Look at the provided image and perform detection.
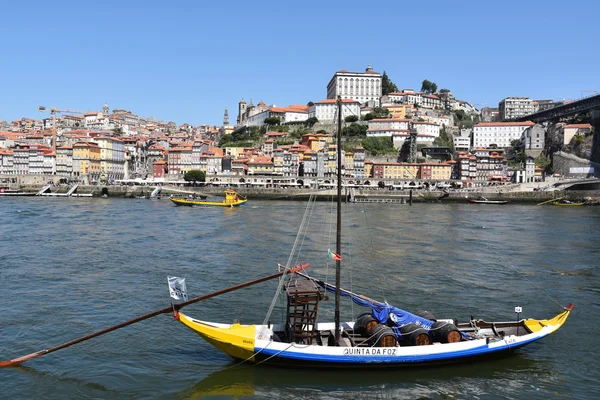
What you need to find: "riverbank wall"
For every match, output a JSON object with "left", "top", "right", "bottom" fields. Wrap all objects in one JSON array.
[{"left": 14, "top": 183, "right": 600, "bottom": 204}]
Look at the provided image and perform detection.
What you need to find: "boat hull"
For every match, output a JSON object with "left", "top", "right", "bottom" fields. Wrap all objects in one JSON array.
[
  {"left": 468, "top": 200, "right": 508, "bottom": 204},
  {"left": 177, "top": 309, "right": 570, "bottom": 368},
  {"left": 170, "top": 198, "right": 247, "bottom": 207}
]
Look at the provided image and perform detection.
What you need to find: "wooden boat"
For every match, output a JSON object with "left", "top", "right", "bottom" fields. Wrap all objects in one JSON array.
[
  {"left": 551, "top": 200, "right": 585, "bottom": 206},
  {"left": 175, "top": 97, "right": 571, "bottom": 368},
  {"left": 468, "top": 197, "right": 508, "bottom": 204},
  {"left": 0, "top": 189, "right": 36, "bottom": 196},
  {"left": 170, "top": 189, "right": 247, "bottom": 207}
]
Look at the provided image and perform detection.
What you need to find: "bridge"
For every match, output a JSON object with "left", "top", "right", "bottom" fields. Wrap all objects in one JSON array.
[
  {"left": 552, "top": 178, "right": 600, "bottom": 191},
  {"left": 515, "top": 94, "right": 600, "bottom": 123}
]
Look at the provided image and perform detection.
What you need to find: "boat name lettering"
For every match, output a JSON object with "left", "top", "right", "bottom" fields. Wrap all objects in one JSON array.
[
  {"left": 343, "top": 348, "right": 397, "bottom": 356},
  {"left": 243, "top": 340, "right": 253, "bottom": 345}
]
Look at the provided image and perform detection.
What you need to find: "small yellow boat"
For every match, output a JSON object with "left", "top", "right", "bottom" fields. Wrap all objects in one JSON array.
[
  {"left": 551, "top": 200, "right": 585, "bottom": 206},
  {"left": 170, "top": 190, "right": 247, "bottom": 207}
]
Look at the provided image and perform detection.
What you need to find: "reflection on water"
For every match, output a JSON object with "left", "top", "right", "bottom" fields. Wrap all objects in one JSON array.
[
  {"left": 180, "top": 354, "right": 551, "bottom": 400},
  {"left": 0, "top": 197, "right": 598, "bottom": 399}
]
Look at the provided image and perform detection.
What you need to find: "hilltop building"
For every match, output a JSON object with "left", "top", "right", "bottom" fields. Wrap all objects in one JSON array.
[
  {"left": 326, "top": 65, "right": 382, "bottom": 107},
  {"left": 498, "top": 97, "right": 534, "bottom": 121}
]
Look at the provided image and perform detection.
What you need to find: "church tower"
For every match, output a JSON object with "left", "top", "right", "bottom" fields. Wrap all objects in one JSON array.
[
  {"left": 102, "top": 103, "right": 109, "bottom": 115},
  {"left": 237, "top": 99, "right": 247, "bottom": 125},
  {"left": 223, "top": 108, "right": 229, "bottom": 126}
]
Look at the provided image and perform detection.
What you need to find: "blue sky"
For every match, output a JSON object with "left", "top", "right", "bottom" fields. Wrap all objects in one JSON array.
[{"left": 2, "top": 0, "right": 598, "bottom": 127}]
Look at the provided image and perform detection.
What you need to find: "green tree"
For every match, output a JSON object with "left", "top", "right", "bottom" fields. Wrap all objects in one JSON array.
[
  {"left": 381, "top": 71, "right": 399, "bottom": 95},
  {"left": 219, "top": 133, "right": 233, "bottom": 147},
  {"left": 184, "top": 170, "right": 206, "bottom": 183},
  {"left": 305, "top": 116, "right": 319, "bottom": 127},
  {"left": 307, "top": 101, "right": 314, "bottom": 107},
  {"left": 361, "top": 137, "right": 394, "bottom": 155},
  {"left": 264, "top": 116, "right": 280, "bottom": 125},
  {"left": 440, "top": 88, "right": 451, "bottom": 93},
  {"left": 343, "top": 122, "right": 368, "bottom": 137},
  {"left": 345, "top": 115, "right": 358, "bottom": 123},
  {"left": 430, "top": 82, "right": 438, "bottom": 93},
  {"left": 421, "top": 79, "right": 432, "bottom": 93}
]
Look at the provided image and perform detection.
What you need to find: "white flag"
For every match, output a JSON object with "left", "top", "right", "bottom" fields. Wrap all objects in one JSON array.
[{"left": 167, "top": 276, "right": 188, "bottom": 301}]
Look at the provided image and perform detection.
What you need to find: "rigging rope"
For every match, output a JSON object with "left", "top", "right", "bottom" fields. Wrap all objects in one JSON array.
[{"left": 260, "top": 193, "right": 318, "bottom": 332}]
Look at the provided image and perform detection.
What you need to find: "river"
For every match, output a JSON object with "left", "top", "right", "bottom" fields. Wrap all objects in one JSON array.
[{"left": 0, "top": 196, "right": 598, "bottom": 399}]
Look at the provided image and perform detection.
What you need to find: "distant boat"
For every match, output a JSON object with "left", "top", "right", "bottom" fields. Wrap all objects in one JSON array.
[
  {"left": 551, "top": 200, "right": 585, "bottom": 206},
  {"left": 468, "top": 197, "right": 508, "bottom": 204},
  {"left": 170, "top": 190, "right": 246, "bottom": 207},
  {"left": 0, "top": 188, "right": 36, "bottom": 196}
]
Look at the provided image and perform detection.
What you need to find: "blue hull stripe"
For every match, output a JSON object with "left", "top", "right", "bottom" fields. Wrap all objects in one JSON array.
[{"left": 255, "top": 335, "right": 543, "bottom": 364}]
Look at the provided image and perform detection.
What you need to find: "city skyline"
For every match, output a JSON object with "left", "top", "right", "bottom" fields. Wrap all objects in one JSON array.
[{"left": 2, "top": 0, "right": 598, "bottom": 127}]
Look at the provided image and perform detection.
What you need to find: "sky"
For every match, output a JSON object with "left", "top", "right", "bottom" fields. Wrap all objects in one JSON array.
[{"left": 1, "top": 0, "right": 598, "bottom": 127}]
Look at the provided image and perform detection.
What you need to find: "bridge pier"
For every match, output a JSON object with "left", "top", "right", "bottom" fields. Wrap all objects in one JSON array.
[{"left": 592, "top": 110, "right": 600, "bottom": 165}]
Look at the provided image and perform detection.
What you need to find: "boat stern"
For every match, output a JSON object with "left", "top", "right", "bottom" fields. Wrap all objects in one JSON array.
[{"left": 177, "top": 313, "right": 257, "bottom": 361}]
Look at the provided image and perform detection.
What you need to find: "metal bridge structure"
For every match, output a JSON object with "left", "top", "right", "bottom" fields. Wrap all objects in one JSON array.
[{"left": 515, "top": 94, "right": 600, "bottom": 123}]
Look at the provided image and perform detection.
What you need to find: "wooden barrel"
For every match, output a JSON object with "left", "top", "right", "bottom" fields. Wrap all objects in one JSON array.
[
  {"left": 370, "top": 324, "right": 398, "bottom": 347},
  {"left": 400, "top": 323, "right": 431, "bottom": 346},
  {"left": 430, "top": 321, "right": 461, "bottom": 343},
  {"left": 415, "top": 310, "right": 436, "bottom": 321},
  {"left": 356, "top": 313, "right": 378, "bottom": 336}
]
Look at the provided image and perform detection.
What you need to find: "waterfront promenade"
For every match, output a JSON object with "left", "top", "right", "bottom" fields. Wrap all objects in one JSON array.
[
  {"left": 8, "top": 178, "right": 600, "bottom": 204},
  {"left": 5, "top": 182, "right": 600, "bottom": 204}
]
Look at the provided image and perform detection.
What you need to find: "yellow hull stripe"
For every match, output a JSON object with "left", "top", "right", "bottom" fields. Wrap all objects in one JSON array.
[
  {"left": 524, "top": 309, "right": 571, "bottom": 333},
  {"left": 178, "top": 313, "right": 256, "bottom": 361}
]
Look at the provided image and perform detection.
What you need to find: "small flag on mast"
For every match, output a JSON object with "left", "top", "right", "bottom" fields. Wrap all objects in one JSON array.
[
  {"left": 328, "top": 249, "right": 342, "bottom": 261},
  {"left": 167, "top": 276, "right": 188, "bottom": 301}
]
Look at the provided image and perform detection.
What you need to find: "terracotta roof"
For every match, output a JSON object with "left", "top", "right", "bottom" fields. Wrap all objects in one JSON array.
[
  {"left": 315, "top": 99, "right": 360, "bottom": 104},
  {"left": 565, "top": 123, "right": 591, "bottom": 129},
  {"left": 475, "top": 121, "right": 535, "bottom": 127}
]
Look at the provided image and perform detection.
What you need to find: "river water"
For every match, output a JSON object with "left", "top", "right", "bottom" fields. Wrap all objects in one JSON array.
[{"left": 0, "top": 196, "right": 598, "bottom": 399}]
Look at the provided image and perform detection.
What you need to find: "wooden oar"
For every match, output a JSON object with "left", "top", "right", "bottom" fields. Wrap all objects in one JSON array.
[
  {"left": 537, "top": 196, "right": 562, "bottom": 206},
  {"left": 0, "top": 264, "right": 309, "bottom": 368}
]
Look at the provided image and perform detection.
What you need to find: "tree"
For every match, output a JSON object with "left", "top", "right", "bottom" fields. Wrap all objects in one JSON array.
[
  {"left": 421, "top": 79, "right": 432, "bottom": 93},
  {"left": 361, "top": 136, "right": 394, "bottom": 155},
  {"left": 381, "top": 71, "right": 399, "bottom": 95},
  {"left": 307, "top": 101, "right": 314, "bottom": 107},
  {"left": 264, "top": 116, "right": 280, "bottom": 125},
  {"left": 345, "top": 115, "right": 358, "bottom": 123},
  {"left": 343, "top": 122, "right": 367, "bottom": 137},
  {"left": 421, "top": 79, "right": 438, "bottom": 94},
  {"left": 440, "top": 88, "right": 451, "bottom": 93},
  {"left": 184, "top": 170, "right": 206, "bottom": 184},
  {"left": 305, "top": 117, "right": 319, "bottom": 127}
]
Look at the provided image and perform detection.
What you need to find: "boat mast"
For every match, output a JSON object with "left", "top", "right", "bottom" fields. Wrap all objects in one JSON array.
[{"left": 334, "top": 96, "right": 342, "bottom": 345}]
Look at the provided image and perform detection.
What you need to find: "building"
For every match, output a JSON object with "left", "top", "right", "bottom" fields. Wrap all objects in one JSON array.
[
  {"left": 472, "top": 121, "right": 535, "bottom": 148},
  {"left": 95, "top": 136, "right": 125, "bottom": 181},
  {"left": 366, "top": 118, "right": 410, "bottom": 137},
  {"left": 498, "top": 97, "right": 535, "bottom": 121},
  {"left": 563, "top": 123, "right": 592, "bottom": 146},
  {"left": 308, "top": 99, "right": 361, "bottom": 122},
  {"left": 73, "top": 141, "right": 101, "bottom": 181},
  {"left": 533, "top": 100, "right": 564, "bottom": 112},
  {"left": 480, "top": 107, "right": 500, "bottom": 122},
  {"left": 452, "top": 129, "right": 471, "bottom": 152},
  {"left": 521, "top": 124, "right": 545, "bottom": 157},
  {"left": 326, "top": 65, "right": 382, "bottom": 107}
]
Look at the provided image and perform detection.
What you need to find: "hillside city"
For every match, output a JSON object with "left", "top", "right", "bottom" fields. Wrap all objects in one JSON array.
[{"left": 0, "top": 65, "right": 596, "bottom": 188}]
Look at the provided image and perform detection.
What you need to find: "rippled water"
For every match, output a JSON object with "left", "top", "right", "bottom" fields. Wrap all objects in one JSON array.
[{"left": 0, "top": 197, "right": 598, "bottom": 399}]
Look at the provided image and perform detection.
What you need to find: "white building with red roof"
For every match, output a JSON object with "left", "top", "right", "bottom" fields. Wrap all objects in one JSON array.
[
  {"left": 473, "top": 121, "right": 535, "bottom": 148},
  {"left": 309, "top": 99, "right": 361, "bottom": 122}
]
